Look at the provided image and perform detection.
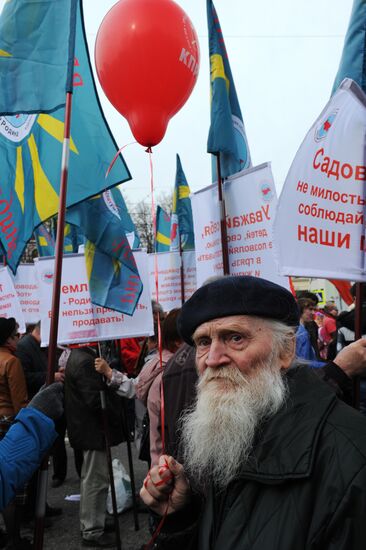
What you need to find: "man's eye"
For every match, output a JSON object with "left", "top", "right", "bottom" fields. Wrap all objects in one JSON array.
[
  {"left": 196, "top": 338, "right": 210, "bottom": 348},
  {"left": 228, "top": 333, "right": 244, "bottom": 344}
]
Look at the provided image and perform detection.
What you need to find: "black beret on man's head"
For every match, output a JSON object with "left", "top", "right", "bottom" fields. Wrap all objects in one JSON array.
[
  {"left": 0, "top": 317, "right": 17, "bottom": 346},
  {"left": 178, "top": 276, "right": 299, "bottom": 345}
]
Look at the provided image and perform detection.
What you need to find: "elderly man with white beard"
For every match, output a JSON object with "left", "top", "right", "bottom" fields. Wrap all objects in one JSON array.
[{"left": 140, "top": 276, "right": 366, "bottom": 550}]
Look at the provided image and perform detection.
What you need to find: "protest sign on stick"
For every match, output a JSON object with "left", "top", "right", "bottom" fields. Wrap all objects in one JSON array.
[
  {"left": 148, "top": 251, "right": 196, "bottom": 312},
  {"left": 0, "top": 267, "right": 26, "bottom": 332},
  {"left": 36, "top": 251, "right": 153, "bottom": 346},
  {"left": 274, "top": 79, "right": 366, "bottom": 281},
  {"left": 225, "top": 163, "right": 289, "bottom": 288}
]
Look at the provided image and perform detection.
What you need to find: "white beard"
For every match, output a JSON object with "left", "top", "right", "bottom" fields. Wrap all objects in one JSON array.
[{"left": 180, "top": 355, "right": 288, "bottom": 491}]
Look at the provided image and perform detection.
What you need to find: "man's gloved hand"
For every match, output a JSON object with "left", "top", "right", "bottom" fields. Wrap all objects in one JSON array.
[{"left": 27, "top": 382, "right": 64, "bottom": 421}]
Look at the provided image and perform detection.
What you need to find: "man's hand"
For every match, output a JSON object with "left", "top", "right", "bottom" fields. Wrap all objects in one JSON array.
[
  {"left": 94, "top": 358, "right": 113, "bottom": 380},
  {"left": 334, "top": 338, "right": 366, "bottom": 377},
  {"left": 54, "top": 371, "right": 65, "bottom": 383},
  {"left": 140, "top": 455, "right": 191, "bottom": 516}
]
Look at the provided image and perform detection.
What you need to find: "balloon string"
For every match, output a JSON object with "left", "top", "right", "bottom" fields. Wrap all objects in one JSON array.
[
  {"left": 146, "top": 147, "right": 165, "bottom": 453},
  {"left": 105, "top": 141, "right": 137, "bottom": 179}
]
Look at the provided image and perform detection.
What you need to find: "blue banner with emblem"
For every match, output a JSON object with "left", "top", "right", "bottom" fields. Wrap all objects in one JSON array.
[
  {"left": 206, "top": 0, "right": 251, "bottom": 180},
  {"left": 0, "top": 0, "right": 131, "bottom": 273},
  {"left": 170, "top": 154, "right": 195, "bottom": 252}
]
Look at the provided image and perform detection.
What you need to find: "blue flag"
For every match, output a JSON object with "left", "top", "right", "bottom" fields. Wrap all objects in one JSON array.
[
  {"left": 170, "top": 154, "right": 195, "bottom": 251},
  {"left": 332, "top": 0, "right": 366, "bottom": 94},
  {"left": 108, "top": 187, "right": 141, "bottom": 249},
  {"left": 155, "top": 206, "right": 171, "bottom": 252},
  {"left": 0, "top": 0, "right": 77, "bottom": 114},
  {"left": 0, "top": 0, "right": 131, "bottom": 273},
  {"left": 66, "top": 190, "right": 142, "bottom": 316},
  {"left": 63, "top": 222, "right": 84, "bottom": 253},
  {"left": 34, "top": 224, "right": 55, "bottom": 257},
  {"left": 206, "top": 0, "right": 251, "bottom": 180}
]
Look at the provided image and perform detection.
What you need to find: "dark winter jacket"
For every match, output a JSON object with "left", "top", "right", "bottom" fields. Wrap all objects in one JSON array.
[
  {"left": 64, "top": 347, "right": 124, "bottom": 450},
  {"left": 16, "top": 334, "right": 49, "bottom": 398},
  {"left": 156, "top": 367, "right": 366, "bottom": 550}
]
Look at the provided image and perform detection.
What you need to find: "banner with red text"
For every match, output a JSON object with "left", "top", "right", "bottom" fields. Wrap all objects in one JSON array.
[
  {"left": 190, "top": 184, "right": 224, "bottom": 287},
  {"left": 274, "top": 79, "right": 366, "bottom": 281},
  {"left": 35, "top": 250, "right": 153, "bottom": 346},
  {"left": 13, "top": 264, "right": 40, "bottom": 324},
  {"left": 0, "top": 267, "right": 26, "bottom": 333},
  {"left": 225, "top": 163, "right": 289, "bottom": 288},
  {"left": 148, "top": 251, "right": 196, "bottom": 311}
]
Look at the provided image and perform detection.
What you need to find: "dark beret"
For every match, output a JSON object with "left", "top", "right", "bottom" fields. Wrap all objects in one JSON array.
[
  {"left": 0, "top": 317, "right": 16, "bottom": 346},
  {"left": 178, "top": 276, "right": 299, "bottom": 345}
]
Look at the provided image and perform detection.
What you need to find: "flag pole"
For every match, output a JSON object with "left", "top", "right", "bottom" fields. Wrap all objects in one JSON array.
[
  {"left": 179, "top": 240, "right": 185, "bottom": 304},
  {"left": 33, "top": 91, "right": 74, "bottom": 550},
  {"left": 216, "top": 154, "right": 230, "bottom": 275}
]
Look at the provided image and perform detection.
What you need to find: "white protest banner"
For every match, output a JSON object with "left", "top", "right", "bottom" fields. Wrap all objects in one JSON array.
[
  {"left": 191, "top": 184, "right": 223, "bottom": 287},
  {"left": 225, "top": 163, "right": 289, "bottom": 288},
  {"left": 274, "top": 79, "right": 366, "bottom": 281},
  {"left": 36, "top": 250, "right": 153, "bottom": 346},
  {"left": 148, "top": 250, "right": 196, "bottom": 312},
  {"left": 0, "top": 267, "right": 26, "bottom": 333},
  {"left": 13, "top": 264, "right": 40, "bottom": 324}
]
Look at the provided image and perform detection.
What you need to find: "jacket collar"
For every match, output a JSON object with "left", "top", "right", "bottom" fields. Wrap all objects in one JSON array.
[{"left": 239, "top": 366, "right": 336, "bottom": 483}]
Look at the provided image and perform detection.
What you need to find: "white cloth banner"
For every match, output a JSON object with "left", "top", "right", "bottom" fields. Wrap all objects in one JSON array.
[
  {"left": 36, "top": 250, "right": 153, "bottom": 346},
  {"left": 191, "top": 184, "right": 224, "bottom": 287},
  {"left": 0, "top": 267, "right": 26, "bottom": 333},
  {"left": 274, "top": 79, "right": 366, "bottom": 281},
  {"left": 13, "top": 264, "right": 40, "bottom": 324},
  {"left": 225, "top": 163, "right": 289, "bottom": 288},
  {"left": 148, "top": 251, "right": 196, "bottom": 312}
]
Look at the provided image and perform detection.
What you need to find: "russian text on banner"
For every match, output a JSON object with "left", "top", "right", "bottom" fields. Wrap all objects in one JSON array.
[
  {"left": 273, "top": 79, "right": 366, "bottom": 281},
  {"left": 35, "top": 250, "right": 152, "bottom": 346},
  {"left": 225, "top": 163, "right": 289, "bottom": 289},
  {"left": 148, "top": 251, "right": 196, "bottom": 311},
  {"left": 191, "top": 183, "right": 224, "bottom": 287},
  {"left": 0, "top": 266, "right": 26, "bottom": 332}
]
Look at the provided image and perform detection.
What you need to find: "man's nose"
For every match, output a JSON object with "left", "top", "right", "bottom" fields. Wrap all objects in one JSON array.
[{"left": 205, "top": 339, "right": 229, "bottom": 368}]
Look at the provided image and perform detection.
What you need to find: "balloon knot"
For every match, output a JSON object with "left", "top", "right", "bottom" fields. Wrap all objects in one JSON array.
[{"left": 145, "top": 147, "right": 153, "bottom": 154}]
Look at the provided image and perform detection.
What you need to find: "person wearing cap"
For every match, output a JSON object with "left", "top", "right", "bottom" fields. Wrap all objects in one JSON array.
[{"left": 140, "top": 276, "right": 366, "bottom": 550}]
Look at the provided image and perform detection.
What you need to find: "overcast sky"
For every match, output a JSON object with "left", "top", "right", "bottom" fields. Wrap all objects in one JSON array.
[
  {"left": 1, "top": 0, "right": 355, "bottom": 207},
  {"left": 84, "top": 0, "right": 354, "bottom": 207}
]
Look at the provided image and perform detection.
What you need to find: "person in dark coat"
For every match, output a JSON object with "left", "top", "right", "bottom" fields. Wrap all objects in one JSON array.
[
  {"left": 15, "top": 322, "right": 67, "bottom": 488},
  {"left": 141, "top": 276, "right": 366, "bottom": 550},
  {"left": 64, "top": 346, "right": 124, "bottom": 548}
]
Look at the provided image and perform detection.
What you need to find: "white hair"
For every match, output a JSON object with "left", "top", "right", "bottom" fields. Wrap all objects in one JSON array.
[{"left": 180, "top": 337, "right": 290, "bottom": 492}]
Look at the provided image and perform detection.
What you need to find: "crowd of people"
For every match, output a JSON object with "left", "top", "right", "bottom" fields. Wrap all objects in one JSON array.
[{"left": 2, "top": 280, "right": 366, "bottom": 549}]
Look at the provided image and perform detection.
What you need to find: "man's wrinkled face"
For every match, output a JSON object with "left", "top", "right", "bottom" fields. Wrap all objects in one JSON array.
[
  {"left": 193, "top": 315, "right": 275, "bottom": 380},
  {"left": 182, "top": 314, "right": 290, "bottom": 491}
]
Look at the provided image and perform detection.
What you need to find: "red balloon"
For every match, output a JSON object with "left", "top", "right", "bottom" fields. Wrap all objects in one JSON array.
[{"left": 95, "top": 0, "right": 200, "bottom": 147}]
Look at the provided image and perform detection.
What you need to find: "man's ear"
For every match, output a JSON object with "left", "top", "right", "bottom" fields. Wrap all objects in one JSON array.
[{"left": 279, "top": 337, "right": 296, "bottom": 371}]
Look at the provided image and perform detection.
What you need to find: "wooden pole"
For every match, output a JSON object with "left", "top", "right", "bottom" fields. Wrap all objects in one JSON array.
[
  {"left": 33, "top": 91, "right": 73, "bottom": 550},
  {"left": 216, "top": 155, "right": 230, "bottom": 275}
]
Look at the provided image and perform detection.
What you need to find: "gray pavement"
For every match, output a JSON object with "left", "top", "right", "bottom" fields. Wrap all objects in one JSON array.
[{"left": 10, "top": 441, "right": 151, "bottom": 550}]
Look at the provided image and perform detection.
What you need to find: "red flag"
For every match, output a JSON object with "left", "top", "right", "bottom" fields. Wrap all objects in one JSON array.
[{"left": 328, "top": 279, "right": 353, "bottom": 306}]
